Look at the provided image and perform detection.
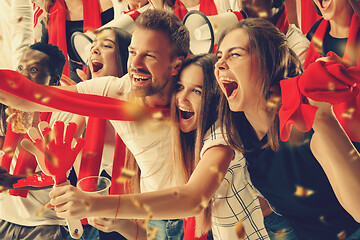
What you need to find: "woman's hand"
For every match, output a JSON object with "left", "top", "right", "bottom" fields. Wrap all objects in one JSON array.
[{"left": 48, "top": 184, "right": 94, "bottom": 219}]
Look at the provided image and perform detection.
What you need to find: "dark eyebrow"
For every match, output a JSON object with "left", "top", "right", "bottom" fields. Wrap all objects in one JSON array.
[{"left": 93, "top": 39, "right": 116, "bottom": 45}]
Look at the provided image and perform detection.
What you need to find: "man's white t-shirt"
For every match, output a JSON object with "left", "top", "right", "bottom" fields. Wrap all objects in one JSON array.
[{"left": 77, "top": 74, "right": 181, "bottom": 193}]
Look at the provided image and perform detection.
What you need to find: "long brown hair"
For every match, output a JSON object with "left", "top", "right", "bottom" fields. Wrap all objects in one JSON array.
[
  {"left": 170, "top": 54, "right": 220, "bottom": 236},
  {"left": 217, "top": 18, "right": 303, "bottom": 152}
]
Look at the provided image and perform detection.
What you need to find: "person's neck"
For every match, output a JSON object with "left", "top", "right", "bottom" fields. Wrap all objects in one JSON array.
[
  {"left": 329, "top": 7, "right": 353, "bottom": 38},
  {"left": 144, "top": 79, "right": 174, "bottom": 108},
  {"left": 244, "top": 100, "right": 272, "bottom": 141},
  {"left": 181, "top": 0, "right": 200, "bottom": 9}
]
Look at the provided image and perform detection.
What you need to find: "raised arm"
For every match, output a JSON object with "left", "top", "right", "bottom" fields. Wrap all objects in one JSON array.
[
  {"left": 49, "top": 145, "right": 234, "bottom": 220},
  {"left": 310, "top": 101, "right": 360, "bottom": 222}
]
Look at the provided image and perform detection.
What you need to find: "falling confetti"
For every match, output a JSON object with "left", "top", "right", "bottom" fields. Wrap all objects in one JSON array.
[
  {"left": 116, "top": 168, "right": 136, "bottom": 183},
  {"left": 349, "top": 149, "right": 359, "bottom": 161},
  {"left": 34, "top": 93, "right": 51, "bottom": 104},
  {"left": 234, "top": 220, "right": 246, "bottom": 239},
  {"left": 45, "top": 151, "right": 59, "bottom": 166},
  {"left": 266, "top": 96, "right": 281, "bottom": 109},
  {"left": 312, "top": 35, "right": 323, "bottom": 54},
  {"left": 35, "top": 205, "right": 47, "bottom": 216},
  {"left": 3, "top": 147, "right": 14, "bottom": 158},
  {"left": 194, "top": 196, "right": 209, "bottom": 212},
  {"left": 147, "top": 226, "right": 159, "bottom": 240},
  {"left": 131, "top": 198, "right": 152, "bottom": 214},
  {"left": 7, "top": 79, "right": 18, "bottom": 89},
  {"left": 17, "top": 16, "right": 23, "bottom": 23},
  {"left": 210, "top": 165, "right": 223, "bottom": 184},
  {"left": 342, "top": 108, "right": 355, "bottom": 119},
  {"left": 337, "top": 230, "right": 346, "bottom": 240},
  {"left": 294, "top": 185, "right": 314, "bottom": 197}
]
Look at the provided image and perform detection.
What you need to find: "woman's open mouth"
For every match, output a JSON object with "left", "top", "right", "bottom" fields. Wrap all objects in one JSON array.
[
  {"left": 179, "top": 108, "right": 194, "bottom": 120},
  {"left": 220, "top": 78, "right": 239, "bottom": 98},
  {"left": 91, "top": 61, "right": 103, "bottom": 73}
]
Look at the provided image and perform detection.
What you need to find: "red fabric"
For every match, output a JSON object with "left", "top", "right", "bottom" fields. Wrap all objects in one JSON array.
[
  {"left": 13, "top": 173, "right": 54, "bottom": 188},
  {"left": 77, "top": 118, "right": 106, "bottom": 181},
  {"left": 48, "top": 0, "right": 102, "bottom": 77},
  {"left": 0, "top": 123, "right": 23, "bottom": 171},
  {"left": 174, "top": 0, "right": 218, "bottom": 21},
  {"left": 279, "top": 55, "right": 360, "bottom": 142},
  {"left": 303, "top": 13, "right": 360, "bottom": 142},
  {"left": 276, "top": 5, "right": 290, "bottom": 35},
  {"left": 0, "top": 70, "right": 169, "bottom": 121},
  {"left": 9, "top": 134, "right": 38, "bottom": 197},
  {"left": 300, "top": 0, "right": 321, "bottom": 34},
  {"left": 109, "top": 135, "right": 127, "bottom": 195},
  {"left": 183, "top": 217, "right": 207, "bottom": 240}
]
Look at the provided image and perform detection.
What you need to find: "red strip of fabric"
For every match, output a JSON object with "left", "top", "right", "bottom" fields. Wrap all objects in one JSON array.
[
  {"left": 276, "top": 5, "right": 290, "bottom": 35},
  {"left": 174, "top": 0, "right": 218, "bottom": 21},
  {"left": 48, "top": 0, "right": 101, "bottom": 77},
  {"left": 300, "top": 0, "right": 321, "bottom": 34}
]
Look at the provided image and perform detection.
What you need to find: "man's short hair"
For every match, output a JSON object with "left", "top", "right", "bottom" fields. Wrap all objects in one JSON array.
[
  {"left": 29, "top": 42, "right": 66, "bottom": 78},
  {"left": 134, "top": 9, "right": 190, "bottom": 59}
]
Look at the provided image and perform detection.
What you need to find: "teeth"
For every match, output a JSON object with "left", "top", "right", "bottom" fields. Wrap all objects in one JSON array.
[
  {"left": 219, "top": 77, "right": 236, "bottom": 82},
  {"left": 179, "top": 107, "right": 193, "bottom": 113},
  {"left": 133, "top": 74, "right": 150, "bottom": 80}
]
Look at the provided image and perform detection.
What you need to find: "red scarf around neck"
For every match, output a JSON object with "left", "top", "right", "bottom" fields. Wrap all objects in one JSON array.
[
  {"left": 301, "top": 13, "right": 360, "bottom": 142},
  {"left": 48, "top": 0, "right": 101, "bottom": 77},
  {"left": 174, "top": 0, "right": 218, "bottom": 21}
]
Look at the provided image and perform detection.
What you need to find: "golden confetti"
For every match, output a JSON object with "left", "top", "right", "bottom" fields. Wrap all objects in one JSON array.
[
  {"left": 151, "top": 111, "right": 163, "bottom": 120},
  {"left": 349, "top": 149, "right": 359, "bottom": 161},
  {"left": 147, "top": 227, "right": 158, "bottom": 240},
  {"left": 7, "top": 79, "right": 18, "bottom": 89},
  {"left": 312, "top": 35, "right": 323, "bottom": 54},
  {"left": 116, "top": 168, "right": 136, "bottom": 183},
  {"left": 328, "top": 82, "right": 335, "bottom": 91},
  {"left": 294, "top": 185, "right": 314, "bottom": 197},
  {"left": 3, "top": 147, "right": 14, "bottom": 158},
  {"left": 342, "top": 108, "right": 355, "bottom": 119},
  {"left": 144, "top": 214, "right": 153, "bottom": 224},
  {"left": 45, "top": 151, "right": 58, "bottom": 166},
  {"left": 17, "top": 16, "right": 23, "bottom": 23},
  {"left": 276, "top": 228, "right": 286, "bottom": 236},
  {"left": 337, "top": 230, "right": 346, "bottom": 240},
  {"left": 234, "top": 220, "right": 246, "bottom": 239},
  {"left": 0, "top": 186, "right": 5, "bottom": 191},
  {"left": 194, "top": 196, "right": 209, "bottom": 212},
  {"left": 266, "top": 96, "right": 281, "bottom": 109},
  {"left": 210, "top": 165, "right": 223, "bottom": 184},
  {"left": 34, "top": 93, "right": 50, "bottom": 103},
  {"left": 44, "top": 130, "right": 55, "bottom": 146},
  {"left": 131, "top": 199, "right": 152, "bottom": 214},
  {"left": 35, "top": 205, "right": 47, "bottom": 216}
]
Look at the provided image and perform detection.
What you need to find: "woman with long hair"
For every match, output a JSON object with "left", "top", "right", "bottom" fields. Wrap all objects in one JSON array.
[
  {"left": 215, "top": 18, "right": 360, "bottom": 239},
  {"left": 47, "top": 53, "right": 269, "bottom": 239}
]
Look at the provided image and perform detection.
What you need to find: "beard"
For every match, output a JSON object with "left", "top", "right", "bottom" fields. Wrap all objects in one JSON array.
[{"left": 131, "top": 68, "right": 173, "bottom": 97}]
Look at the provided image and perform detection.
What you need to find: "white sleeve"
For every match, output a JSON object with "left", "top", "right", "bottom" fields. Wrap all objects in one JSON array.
[
  {"left": 76, "top": 74, "right": 130, "bottom": 99},
  {"left": 200, "top": 120, "right": 231, "bottom": 158},
  {"left": 11, "top": 0, "right": 34, "bottom": 69},
  {"left": 286, "top": 24, "right": 310, "bottom": 65}
]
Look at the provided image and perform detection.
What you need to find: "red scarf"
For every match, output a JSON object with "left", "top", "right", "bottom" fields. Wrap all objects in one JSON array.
[
  {"left": 300, "top": 0, "right": 321, "bottom": 34},
  {"left": 174, "top": 0, "right": 218, "bottom": 21},
  {"left": 276, "top": 5, "right": 290, "bottom": 35},
  {"left": 279, "top": 53, "right": 360, "bottom": 142},
  {"left": 48, "top": 0, "right": 101, "bottom": 77},
  {"left": 302, "top": 13, "right": 360, "bottom": 142}
]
